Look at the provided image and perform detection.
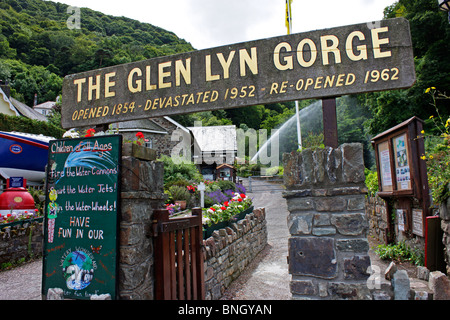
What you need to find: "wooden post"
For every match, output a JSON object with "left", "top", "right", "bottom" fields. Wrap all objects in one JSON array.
[
  {"left": 191, "top": 208, "right": 205, "bottom": 300},
  {"left": 153, "top": 209, "right": 171, "bottom": 300},
  {"left": 322, "top": 98, "right": 338, "bottom": 148}
]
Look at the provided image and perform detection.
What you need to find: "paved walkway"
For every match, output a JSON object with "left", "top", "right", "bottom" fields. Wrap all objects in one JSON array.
[
  {"left": 221, "top": 179, "right": 291, "bottom": 300},
  {"left": 0, "top": 258, "right": 42, "bottom": 300}
]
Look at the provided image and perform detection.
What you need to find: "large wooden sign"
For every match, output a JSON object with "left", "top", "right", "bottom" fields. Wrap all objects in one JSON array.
[
  {"left": 42, "top": 135, "right": 122, "bottom": 300},
  {"left": 61, "top": 18, "right": 415, "bottom": 128}
]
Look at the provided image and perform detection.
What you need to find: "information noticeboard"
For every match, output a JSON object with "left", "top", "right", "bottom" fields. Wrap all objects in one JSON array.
[
  {"left": 412, "top": 209, "right": 424, "bottom": 237},
  {"left": 377, "top": 141, "right": 393, "bottom": 192},
  {"left": 42, "top": 135, "right": 122, "bottom": 300},
  {"left": 393, "top": 133, "right": 412, "bottom": 191}
]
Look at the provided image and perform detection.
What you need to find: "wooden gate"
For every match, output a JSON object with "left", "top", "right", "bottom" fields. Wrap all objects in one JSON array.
[{"left": 153, "top": 207, "right": 205, "bottom": 300}]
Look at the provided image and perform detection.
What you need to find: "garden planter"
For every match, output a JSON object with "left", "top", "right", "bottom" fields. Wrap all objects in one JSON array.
[
  {"left": 203, "top": 206, "right": 254, "bottom": 239},
  {"left": 175, "top": 200, "right": 187, "bottom": 210},
  {"left": 231, "top": 206, "right": 254, "bottom": 222},
  {"left": 122, "top": 143, "right": 156, "bottom": 161}
]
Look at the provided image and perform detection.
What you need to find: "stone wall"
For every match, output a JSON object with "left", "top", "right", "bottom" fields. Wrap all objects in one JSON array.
[
  {"left": 366, "top": 195, "right": 389, "bottom": 244},
  {"left": 283, "top": 143, "right": 371, "bottom": 300},
  {"left": 118, "top": 156, "right": 166, "bottom": 300},
  {"left": 0, "top": 219, "right": 43, "bottom": 265},
  {"left": 203, "top": 207, "right": 267, "bottom": 300},
  {"left": 150, "top": 117, "right": 182, "bottom": 158},
  {"left": 366, "top": 194, "right": 425, "bottom": 255},
  {"left": 439, "top": 187, "right": 450, "bottom": 275}
]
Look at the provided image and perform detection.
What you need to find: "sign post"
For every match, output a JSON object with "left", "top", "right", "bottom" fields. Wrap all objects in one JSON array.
[
  {"left": 61, "top": 18, "right": 416, "bottom": 130},
  {"left": 42, "top": 135, "right": 122, "bottom": 300}
]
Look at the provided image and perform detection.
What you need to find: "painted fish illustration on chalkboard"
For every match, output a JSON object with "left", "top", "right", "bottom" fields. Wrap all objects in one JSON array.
[{"left": 56, "top": 141, "right": 117, "bottom": 185}]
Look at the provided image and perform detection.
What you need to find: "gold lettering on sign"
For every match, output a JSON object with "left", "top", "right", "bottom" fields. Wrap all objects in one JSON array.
[
  {"left": 73, "top": 78, "right": 86, "bottom": 103},
  {"left": 239, "top": 47, "right": 258, "bottom": 76},
  {"left": 297, "top": 38, "right": 317, "bottom": 68},
  {"left": 372, "top": 27, "right": 392, "bottom": 59},
  {"left": 346, "top": 31, "right": 368, "bottom": 61},
  {"left": 273, "top": 42, "right": 293, "bottom": 71},
  {"left": 320, "top": 35, "right": 341, "bottom": 66},
  {"left": 88, "top": 75, "right": 101, "bottom": 101}
]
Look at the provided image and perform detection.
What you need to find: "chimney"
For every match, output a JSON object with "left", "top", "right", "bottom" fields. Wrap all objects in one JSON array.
[{"left": 0, "top": 80, "right": 10, "bottom": 99}]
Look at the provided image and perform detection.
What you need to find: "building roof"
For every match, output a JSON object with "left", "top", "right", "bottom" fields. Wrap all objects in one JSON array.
[
  {"left": 0, "top": 87, "right": 20, "bottom": 116},
  {"left": 34, "top": 101, "right": 56, "bottom": 110},
  {"left": 114, "top": 118, "right": 169, "bottom": 134},
  {"left": 10, "top": 97, "right": 48, "bottom": 122},
  {"left": 0, "top": 87, "right": 48, "bottom": 122},
  {"left": 216, "top": 163, "right": 235, "bottom": 170},
  {"left": 187, "top": 125, "right": 237, "bottom": 152}
]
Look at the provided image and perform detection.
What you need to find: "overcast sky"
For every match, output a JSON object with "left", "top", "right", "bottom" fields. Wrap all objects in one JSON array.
[{"left": 53, "top": 0, "right": 396, "bottom": 50}]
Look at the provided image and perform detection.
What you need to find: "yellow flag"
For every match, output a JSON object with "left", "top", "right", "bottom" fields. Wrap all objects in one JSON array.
[{"left": 285, "top": 0, "right": 293, "bottom": 34}]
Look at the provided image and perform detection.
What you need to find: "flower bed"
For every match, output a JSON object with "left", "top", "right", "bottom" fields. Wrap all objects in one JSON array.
[
  {"left": 202, "top": 192, "right": 253, "bottom": 239},
  {"left": 0, "top": 209, "right": 42, "bottom": 230}
]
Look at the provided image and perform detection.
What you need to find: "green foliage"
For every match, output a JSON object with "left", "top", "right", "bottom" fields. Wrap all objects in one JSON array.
[
  {"left": 362, "top": 0, "right": 450, "bottom": 136},
  {"left": 420, "top": 88, "right": 450, "bottom": 205},
  {"left": 364, "top": 168, "right": 379, "bottom": 197},
  {"left": 0, "top": 113, "right": 64, "bottom": 138},
  {"left": 215, "top": 180, "right": 236, "bottom": 192},
  {"left": 158, "top": 155, "right": 203, "bottom": 186},
  {"left": 0, "top": 0, "right": 194, "bottom": 106},
  {"left": 302, "top": 132, "right": 324, "bottom": 150},
  {"left": 375, "top": 241, "right": 424, "bottom": 266},
  {"left": 167, "top": 185, "right": 191, "bottom": 202}
]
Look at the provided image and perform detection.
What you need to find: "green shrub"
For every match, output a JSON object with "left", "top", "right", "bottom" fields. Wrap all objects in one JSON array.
[
  {"left": 364, "top": 168, "right": 379, "bottom": 197},
  {"left": 158, "top": 155, "right": 203, "bottom": 185},
  {"left": 168, "top": 185, "right": 190, "bottom": 202},
  {"left": 215, "top": 180, "right": 236, "bottom": 192},
  {"left": 375, "top": 241, "right": 424, "bottom": 266},
  {"left": 0, "top": 113, "right": 64, "bottom": 138}
]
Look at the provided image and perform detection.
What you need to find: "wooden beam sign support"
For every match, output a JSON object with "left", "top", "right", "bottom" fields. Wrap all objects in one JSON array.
[{"left": 322, "top": 97, "right": 338, "bottom": 148}]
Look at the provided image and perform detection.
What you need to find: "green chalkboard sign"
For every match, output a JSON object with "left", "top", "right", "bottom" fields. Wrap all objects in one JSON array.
[{"left": 42, "top": 135, "right": 122, "bottom": 300}]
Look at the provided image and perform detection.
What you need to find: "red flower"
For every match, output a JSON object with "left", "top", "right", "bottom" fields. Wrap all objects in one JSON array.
[
  {"left": 224, "top": 201, "right": 229, "bottom": 207},
  {"left": 221, "top": 206, "right": 226, "bottom": 211},
  {"left": 6, "top": 214, "right": 11, "bottom": 217},
  {"left": 240, "top": 193, "right": 246, "bottom": 199},
  {"left": 210, "top": 207, "right": 215, "bottom": 211},
  {"left": 85, "top": 128, "right": 95, "bottom": 137},
  {"left": 237, "top": 198, "right": 242, "bottom": 202},
  {"left": 136, "top": 132, "right": 144, "bottom": 139}
]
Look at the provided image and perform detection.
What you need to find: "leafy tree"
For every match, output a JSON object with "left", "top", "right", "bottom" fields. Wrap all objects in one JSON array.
[{"left": 362, "top": 0, "right": 450, "bottom": 136}]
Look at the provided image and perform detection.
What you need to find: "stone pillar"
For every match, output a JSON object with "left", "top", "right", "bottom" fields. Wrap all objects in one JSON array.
[
  {"left": 283, "top": 143, "right": 371, "bottom": 300},
  {"left": 118, "top": 156, "right": 166, "bottom": 300}
]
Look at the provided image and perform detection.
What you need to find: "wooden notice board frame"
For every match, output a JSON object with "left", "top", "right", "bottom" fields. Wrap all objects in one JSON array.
[
  {"left": 42, "top": 134, "right": 122, "bottom": 300},
  {"left": 371, "top": 116, "right": 431, "bottom": 236},
  {"left": 371, "top": 117, "right": 427, "bottom": 199}
]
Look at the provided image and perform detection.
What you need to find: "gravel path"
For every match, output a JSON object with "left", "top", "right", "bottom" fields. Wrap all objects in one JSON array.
[{"left": 0, "top": 259, "right": 42, "bottom": 300}]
